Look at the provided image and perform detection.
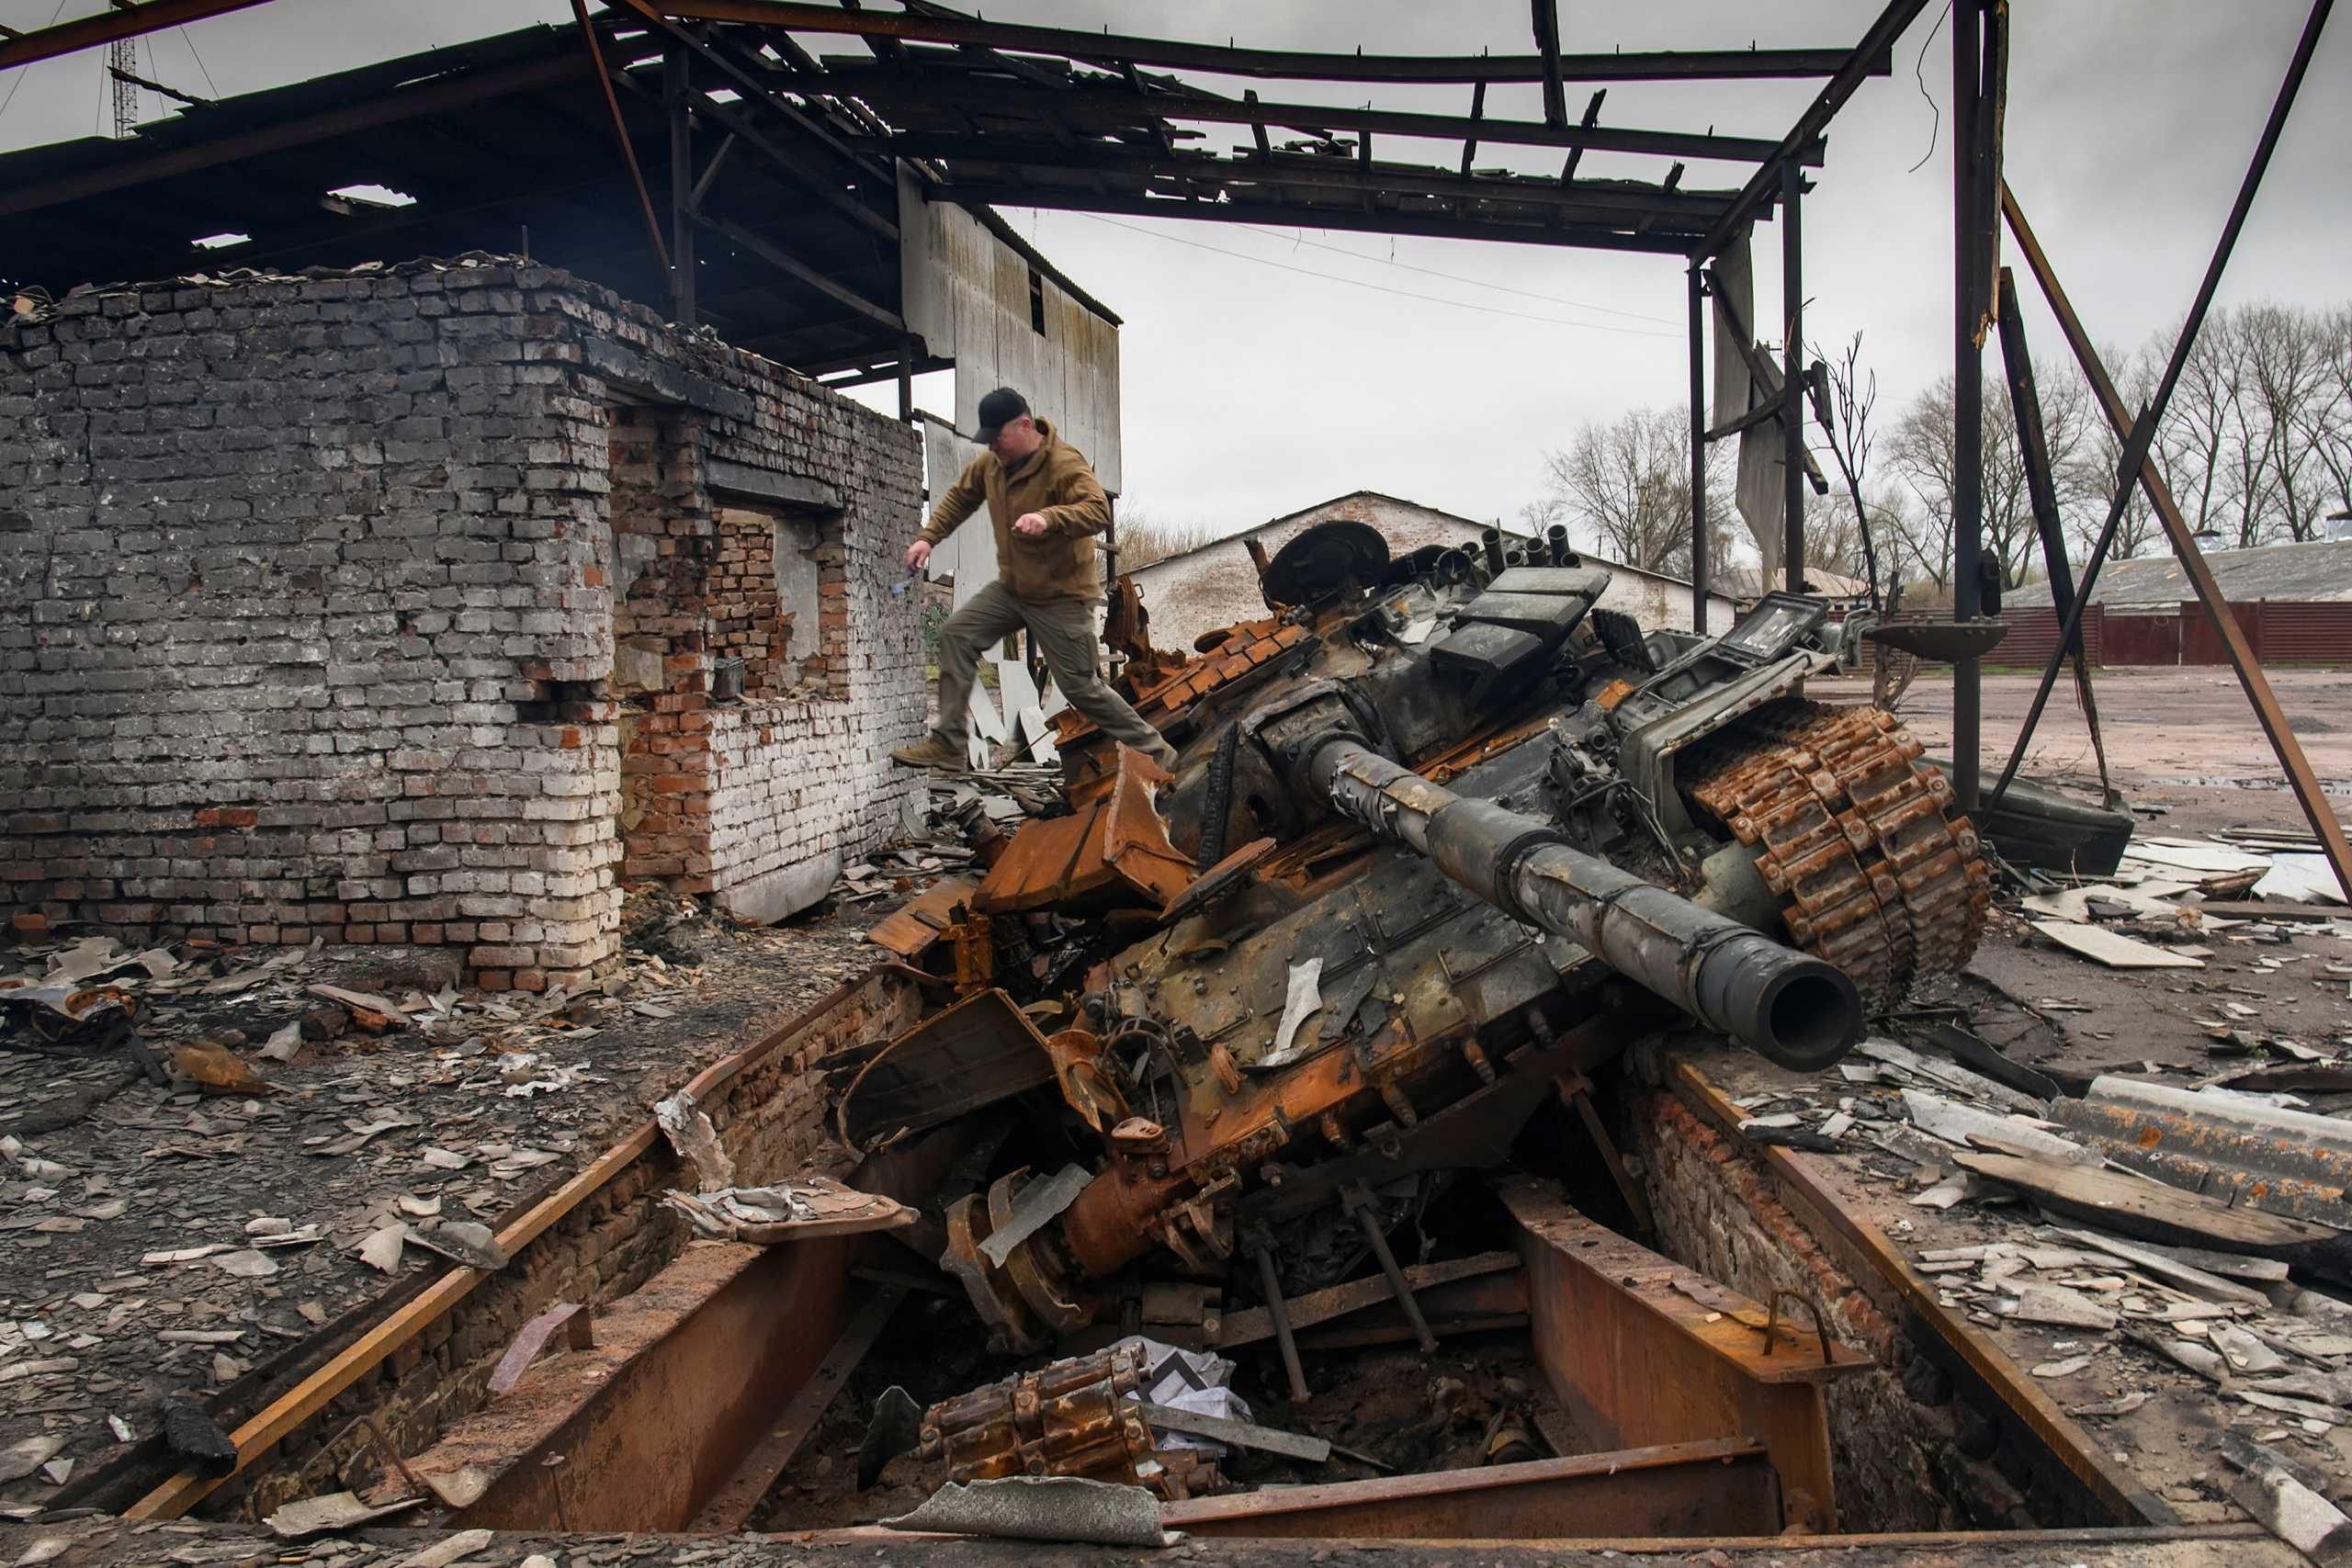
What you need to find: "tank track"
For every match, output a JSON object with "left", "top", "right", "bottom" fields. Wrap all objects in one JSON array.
[{"left": 1682, "top": 699, "right": 1990, "bottom": 1013}]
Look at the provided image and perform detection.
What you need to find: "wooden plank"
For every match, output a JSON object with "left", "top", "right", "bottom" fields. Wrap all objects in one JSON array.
[
  {"left": 126, "top": 971, "right": 896, "bottom": 1519},
  {"left": 1215, "top": 1251, "right": 1521, "bottom": 1348},
  {"left": 1954, "top": 1150, "right": 2346, "bottom": 1260}
]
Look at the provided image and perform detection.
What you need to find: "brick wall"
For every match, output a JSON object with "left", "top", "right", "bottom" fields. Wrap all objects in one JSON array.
[
  {"left": 0, "top": 257, "right": 924, "bottom": 984},
  {"left": 234, "top": 965, "right": 923, "bottom": 1522}
]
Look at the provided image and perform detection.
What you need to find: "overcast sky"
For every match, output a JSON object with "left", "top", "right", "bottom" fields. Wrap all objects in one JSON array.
[{"left": 5, "top": 1, "right": 2346, "bottom": 547}]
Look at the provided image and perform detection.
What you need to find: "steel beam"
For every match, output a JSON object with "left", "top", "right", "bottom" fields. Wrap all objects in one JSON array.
[
  {"left": 1689, "top": 265, "right": 1709, "bottom": 632},
  {"left": 0, "top": 0, "right": 273, "bottom": 72},
  {"left": 572, "top": 0, "right": 670, "bottom": 286},
  {"left": 888, "top": 136, "right": 1735, "bottom": 222},
  {"left": 1690, "top": 0, "right": 1931, "bottom": 262},
  {"left": 0, "top": 53, "right": 600, "bottom": 219},
  {"left": 1950, "top": 0, "right": 1987, "bottom": 811},
  {"left": 657, "top": 3, "right": 1885, "bottom": 85},
  {"left": 827, "top": 73, "right": 1823, "bottom": 166},
  {"left": 1165, "top": 1438, "right": 1781, "bottom": 1540},
  {"left": 1532, "top": 0, "right": 1566, "bottom": 126},
  {"left": 1498, "top": 1177, "right": 1871, "bottom": 1531},
  {"left": 1781, "top": 160, "right": 1805, "bottom": 592},
  {"left": 666, "top": 42, "right": 696, "bottom": 323},
  {"left": 1996, "top": 265, "right": 2115, "bottom": 801},
  {"left": 2000, "top": 177, "right": 2352, "bottom": 897},
  {"left": 923, "top": 186, "right": 1698, "bottom": 254}
]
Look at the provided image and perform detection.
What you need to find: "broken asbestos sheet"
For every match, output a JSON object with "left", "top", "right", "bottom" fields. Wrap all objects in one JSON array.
[
  {"left": 885, "top": 1476, "right": 1180, "bottom": 1548},
  {"left": 2029, "top": 919, "right": 2204, "bottom": 969},
  {"left": 662, "top": 1178, "right": 912, "bottom": 1242}
]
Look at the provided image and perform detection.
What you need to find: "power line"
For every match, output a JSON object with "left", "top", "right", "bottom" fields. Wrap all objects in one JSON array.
[
  {"left": 0, "top": 0, "right": 73, "bottom": 124},
  {"left": 1072, "top": 214, "right": 1682, "bottom": 339},
  {"left": 178, "top": 25, "right": 220, "bottom": 100},
  {"left": 1280, "top": 230, "right": 1679, "bottom": 325}
]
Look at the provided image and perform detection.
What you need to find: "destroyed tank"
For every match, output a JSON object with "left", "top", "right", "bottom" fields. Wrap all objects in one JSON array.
[{"left": 849, "top": 520, "right": 1990, "bottom": 1355}]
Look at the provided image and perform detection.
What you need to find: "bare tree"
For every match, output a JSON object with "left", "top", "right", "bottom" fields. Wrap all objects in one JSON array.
[
  {"left": 1804, "top": 333, "right": 1889, "bottom": 609},
  {"left": 1886, "top": 370, "right": 2096, "bottom": 594},
  {"left": 2294, "top": 304, "right": 2352, "bottom": 525},
  {"left": 1532, "top": 406, "right": 1735, "bottom": 579},
  {"left": 2245, "top": 303, "right": 2333, "bottom": 541}
]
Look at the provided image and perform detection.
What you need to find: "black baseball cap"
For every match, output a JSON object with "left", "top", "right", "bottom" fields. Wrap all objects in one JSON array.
[{"left": 975, "top": 387, "right": 1030, "bottom": 441}]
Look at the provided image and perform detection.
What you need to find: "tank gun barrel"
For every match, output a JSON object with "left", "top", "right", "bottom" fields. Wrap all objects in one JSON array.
[{"left": 1305, "top": 738, "right": 1860, "bottom": 1070}]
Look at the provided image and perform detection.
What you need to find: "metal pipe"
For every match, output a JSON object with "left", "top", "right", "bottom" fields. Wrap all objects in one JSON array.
[
  {"left": 1254, "top": 1245, "right": 1311, "bottom": 1403},
  {"left": 1342, "top": 1185, "right": 1438, "bottom": 1353},
  {"left": 1545, "top": 525, "right": 1570, "bottom": 566},
  {"left": 1306, "top": 739, "right": 1860, "bottom": 1069},
  {"left": 1688, "top": 265, "right": 1710, "bottom": 633},
  {"left": 1482, "top": 526, "right": 1508, "bottom": 577}
]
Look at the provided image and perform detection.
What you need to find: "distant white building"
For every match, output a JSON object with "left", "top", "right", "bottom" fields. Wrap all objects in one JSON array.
[{"left": 1122, "top": 491, "right": 1738, "bottom": 651}]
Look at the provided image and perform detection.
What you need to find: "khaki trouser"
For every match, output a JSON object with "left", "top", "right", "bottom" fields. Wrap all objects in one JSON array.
[{"left": 933, "top": 581, "right": 1173, "bottom": 761}]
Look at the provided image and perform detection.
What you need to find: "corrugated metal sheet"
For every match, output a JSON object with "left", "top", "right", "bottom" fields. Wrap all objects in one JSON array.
[
  {"left": 2244, "top": 602, "right": 2352, "bottom": 664},
  {"left": 1993, "top": 606, "right": 2103, "bottom": 670},
  {"left": 899, "top": 167, "right": 1122, "bottom": 493},
  {"left": 2101, "top": 613, "right": 2179, "bottom": 666},
  {"left": 2179, "top": 600, "right": 2262, "bottom": 666}
]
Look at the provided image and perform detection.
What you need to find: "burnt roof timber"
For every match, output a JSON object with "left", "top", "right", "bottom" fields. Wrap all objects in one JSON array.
[
  {"left": 1532, "top": 0, "right": 1566, "bottom": 127},
  {"left": 928, "top": 186, "right": 1701, "bottom": 254},
  {"left": 650, "top": 2, "right": 1888, "bottom": 86},
  {"left": 820, "top": 70, "right": 1824, "bottom": 166},
  {"left": 1693, "top": 0, "right": 1932, "bottom": 260},
  {"left": 680, "top": 82, "right": 899, "bottom": 241},
  {"left": 889, "top": 136, "right": 1736, "bottom": 224},
  {"left": 0, "top": 0, "right": 274, "bottom": 71},
  {"left": 613, "top": 1, "right": 895, "bottom": 186},
  {"left": 0, "top": 51, "right": 600, "bottom": 219},
  {"left": 692, "top": 210, "right": 904, "bottom": 329}
]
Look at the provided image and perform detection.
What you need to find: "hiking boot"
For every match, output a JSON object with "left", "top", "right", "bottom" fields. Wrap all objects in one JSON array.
[{"left": 890, "top": 735, "right": 966, "bottom": 772}]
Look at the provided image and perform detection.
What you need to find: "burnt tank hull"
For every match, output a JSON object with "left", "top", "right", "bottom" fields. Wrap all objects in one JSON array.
[{"left": 862, "top": 524, "right": 1992, "bottom": 1351}]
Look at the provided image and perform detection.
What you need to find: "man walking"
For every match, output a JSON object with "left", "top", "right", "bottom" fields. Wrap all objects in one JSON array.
[{"left": 892, "top": 388, "right": 1180, "bottom": 773}]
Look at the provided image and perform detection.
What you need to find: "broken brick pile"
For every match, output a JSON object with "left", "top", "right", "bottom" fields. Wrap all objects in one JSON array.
[{"left": 0, "top": 258, "right": 925, "bottom": 988}]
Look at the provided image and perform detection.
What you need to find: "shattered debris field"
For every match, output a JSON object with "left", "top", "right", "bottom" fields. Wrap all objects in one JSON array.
[{"left": 7, "top": 555, "right": 2352, "bottom": 1568}]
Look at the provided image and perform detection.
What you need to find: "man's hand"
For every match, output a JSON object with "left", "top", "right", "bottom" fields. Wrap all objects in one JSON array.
[
  {"left": 904, "top": 539, "right": 932, "bottom": 571},
  {"left": 1012, "top": 512, "right": 1050, "bottom": 536}
]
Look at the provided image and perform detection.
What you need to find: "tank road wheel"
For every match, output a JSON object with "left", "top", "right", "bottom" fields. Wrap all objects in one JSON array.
[
  {"left": 1684, "top": 699, "right": 1991, "bottom": 1014},
  {"left": 986, "top": 1169, "right": 1095, "bottom": 1337},
  {"left": 942, "top": 1190, "right": 1049, "bottom": 1355}
]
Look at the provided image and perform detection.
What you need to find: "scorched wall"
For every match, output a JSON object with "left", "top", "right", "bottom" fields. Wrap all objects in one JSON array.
[{"left": 0, "top": 258, "right": 923, "bottom": 987}]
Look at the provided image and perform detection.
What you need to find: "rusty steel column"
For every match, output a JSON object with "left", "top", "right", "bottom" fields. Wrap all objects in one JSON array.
[
  {"left": 1950, "top": 0, "right": 1986, "bottom": 812},
  {"left": 1779, "top": 158, "right": 1804, "bottom": 593},
  {"left": 664, "top": 39, "right": 696, "bottom": 325},
  {"left": 1688, "top": 264, "right": 1709, "bottom": 632}
]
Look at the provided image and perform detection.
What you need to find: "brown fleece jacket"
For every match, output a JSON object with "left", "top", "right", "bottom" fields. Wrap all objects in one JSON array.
[{"left": 916, "top": 419, "right": 1110, "bottom": 603}]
